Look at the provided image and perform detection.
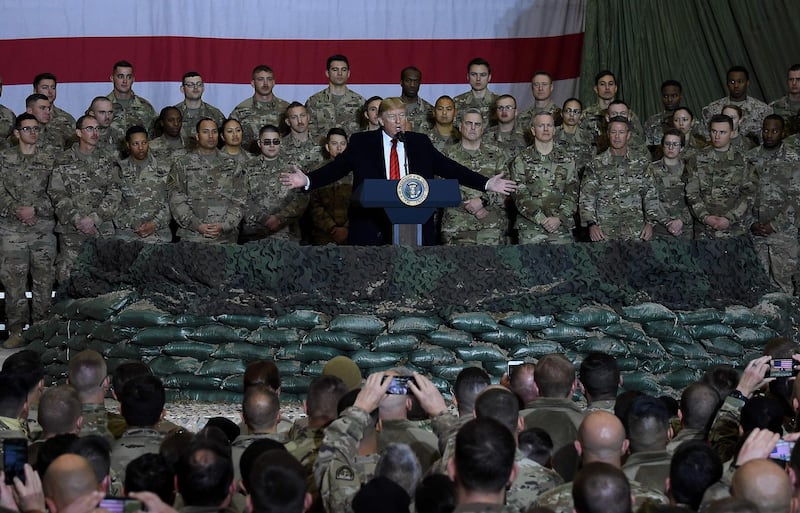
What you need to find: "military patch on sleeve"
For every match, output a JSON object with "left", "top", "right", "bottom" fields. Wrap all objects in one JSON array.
[{"left": 335, "top": 466, "right": 355, "bottom": 481}]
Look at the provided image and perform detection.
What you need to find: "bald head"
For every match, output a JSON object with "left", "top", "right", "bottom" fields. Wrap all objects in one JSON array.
[
  {"left": 732, "top": 460, "right": 793, "bottom": 513},
  {"left": 577, "top": 411, "right": 627, "bottom": 465},
  {"left": 43, "top": 454, "right": 99, "bottom": 512}
]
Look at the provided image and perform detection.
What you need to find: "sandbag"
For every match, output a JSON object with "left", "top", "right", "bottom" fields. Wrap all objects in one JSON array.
[
  {"left": 622, "top": 302, "right": 676, "bottom": 322},
  {"left": 626, "top": 337, "right": 667, "bottom": 359},
  {"left": 45, "top": 334, "right": 67, "bottom": 349},
  {"left": 68, "top": 290, "right": 137, "bottom": 321},
  {"left": 57, "top": 320, "right": 96, "bottom": 336},
  {"left": 89, "top": 323, "right": 137, "bottom": 343},
  {"left": 212, "top": 342, "right": 271, "bottom": 361},
  {"left": 196, "top": 359, "right": 247, "bottom": 377},
  {"left": 621, "top": 372, "right": 661, "bottom": 394},
  {"left": 428, "top": 328, "right": 474, "bottom": 348},
  {"left": 351, "top": 350, "right": 403, "bottom": 369},
  {"left": 676, "top": 309, "right": 725, "bottom": 325},
  {"left": 215, "top": 314, "right": 272, "bottom": 330},
  {"left": 163, "top": 341, "right": 216, "bottom": 359},
  {"left": 409, "top": 346, "right": 457, "bottom": 367},
  {"left": 131, "top": 327, "right": 193, "bottom": 346},
  {"left": 372, "top": 334, "right": 420, "bottom": 353},
  {"left": 162, "top": 373, "right": 222, "bottom": 391},
  {"left": 274, "top": 310, "right": 330, "bottom": 329},
  {"left": 65, "top": 335, "right": 90, "bottom": 351},
  {"left": 304, "top": 330, "right": 366, "bottom": 351},
  {"left": 274, "top": 359, "right": 304, "bottom": 376},
  {"left": 574, "top": 337, "right": 629, "bottom": 357},
  {"left": 281, "top": 375, "right": 313, "bottom": 394},
  {"left": 723, "top": 306, "right": 770, "bottom": 327},
  {"left": 276, "top": 344, "right": 342, "bottom": 363},
  {"left": 660, "top": 340, "right": 710, "bottom": 359},
  {"left": 173, "top": 314, "right": 217, "bottom": 327},
  {"left": 112, "top": 302, "right": 174, "bottom": 327},
  {"left": 449, "top": 312, "right": 497, "bottom": 333},
  {"left": 478, "top": 327, "right": 531, "bottom": 349},
  {"left": 188, "top": 324, "right": 248, "bottom": 343},
  {"left": 540, "top": 323, "right": 589, "bottom": 343},
  {"left": 499, "top": 313, "right": 555, "bottom": 331},
  {"left": 329, "top": 314, "right": 385, "bottom": 335},
  {"left": 220, "top": 374, "right": 245, "bottom": 392},
  {"left": 303, "top": 362, "right": 326, "bottom": 377},
  {"left": 148, "top": 356, "right": 203, "bottom": 375},
  {"left": 509, "top": 340, "right": 566, "bottom": 359},
  {"left": 735, "top": 326, "right": 780, "bottom": 345},
  {"left": 483, "top": 360, "right": 508, "bottom": 377},
  {"left": 389, "top": 316, "right": 441, "bottom": 334},
  {"left": 616, "top": 357, "right": 639, "bottom": 372},
  {"left": 455, "top": 345, "right": 506, "bottom": 363},
  {"left": 686, "top": 324, "right": 736, "bottom": 340},
  {"left": 659, "top": 368, "right": 702, "bottom": 390},
  {"left": 431, "top": 364, "right": 476, "bottom": 381},
  {"left": 701, "top": 337, "right": 744, "bottom": 357},
  {"left": 247, "top": 327, "right": 303, "bottom": 347},
  {"left": 557, "top": 306, "right": 620, "bottom": 328},
  {"left": 643, "top": 321, "right": 693, "bottom": 345},
  {"left": 106, "top": 343, "right": 141, "bottom": 360},
  {"left": 41, "top": 348, "right": 68, "bottom": 364}
]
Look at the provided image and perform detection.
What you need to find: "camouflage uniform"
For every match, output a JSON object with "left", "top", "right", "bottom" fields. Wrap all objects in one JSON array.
[
  {"left": 49, "top": 144, "right": 120, "bottom": 281},
  {"left": 0, "top": 416, "right": 28, "bottom": 472},
  {"left": 107, "top": 91, "right": 158, "bottom": 136},
  {"left": 229, "top": 96, "right": 291, "bottom": 152},
  {"left": 378, "top": 418, "right": 440, "bottom": 473},
  {"left": 644, "top": 110, "right": 676, "bottom": 148},
  {"left": 95, "top": 125, "right": 126, "bottom": 159},
  {"left": 579, "top": 149, "right": 661, "bottom": 240},
  {"left": 509, "top": 144, "right": 578, "bottom": 244},
  {"left": 580, "top": 104, "right": 645, "bottom": 148},
  {"left": 281, "top": 134, "right": 324, "bottom": 171},
  {"left": 175, "top": 100, "right": 226, "bottom": 141},
  {"left": 707, "top": 395, "right": 744, "bottom": 463},
  {"left": 454, "top": 504, "right": 515, "bottom": 513},
  {"left": 454, "top": 89, "right": 499, "bottom": 127},
  {"left": 110, "top": 427, "right": 164, "bottom": 484},
  {"left": 286, "top": 425, "right": 325, "bottom": 513},
  {"left": 665, "top": 426, "right": 705, "bottom": 455},
  {"left": 0, "top": 104, "right": 14, "bottom": 143},
  {"left": 441, "top": 142, "right": 509, "bottom": 245},
  {"left": 305, "top": 88, "right": 365, "bottom": 142},
  {"left": 517, "top": 101, "right": 561, "bottom": 136},
  {"left": 231, "top": 432, "right": 289, "bottom": 483},
  {"left": 621, "top": 450, "right": 671, "bottom": 494},
  {"left": 535, "top": 478, "right": 668, "bottom": 513},
  {"left": 701, "top": 96, "right": 772, "bottom": 144},
  {"left": 113, "top": 153, "right": 173, "bottom": 243},
  {"left": 685, "top": 146, "right": 757, "bottom": 239},
  {"left": 747, "top": 143, "right": 800, "bottom": 293},
  {"left": 555, "top": 129, "right": 595, "bottom": 170},
  {"left": 313, "top": 406, "right": 379, "bottom": 513},
  {"left": 308, "top": 168, "right": 352, "bottom": 245},
  {"left": 403, "top": 97, "right": 434, "bottom": 132},
  {"left": 37, "top": 124, "right": 73, "bottom": 154},
  {"left": 148, "top": 136, "right": 191, "bottom": 161},
  {"left": 107, "top": 413, "right": 180, "bottom": 439},
  {"left": 167, "top": 149, "right": 246, "bottom": 244},
  {"left": 243, "top": 153, "right": 309, "bottom": 242},
  {"left": 521, "top": 398, "right": 585, "bottom": 482},
  {"left": 482, "top": 126, "right": 528, "bottom": 159},
  {"left": 44, "top": 106, "right": 77, "bottom": 152},
  {"left": 0, "top": 145, "right": 57, "bottom": 332},
  {"left": 79, "top": 403, "right": 114, "bottom": 444},
  {"left": 645, "top": 158, "right": 692, "bottom": 239},
  {"left": 506, "top": 451, "right": 563, "bottom": 513},
  {"left": 423, "top": 126, "right": 460, "bottom": 153},
  {"left": 770, "top": 95, "right": 800, "bottom": 136}
]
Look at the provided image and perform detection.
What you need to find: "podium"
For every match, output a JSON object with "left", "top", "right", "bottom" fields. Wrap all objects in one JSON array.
[{"left": 355, "top": 178, "right": 461, "bottom": 246}]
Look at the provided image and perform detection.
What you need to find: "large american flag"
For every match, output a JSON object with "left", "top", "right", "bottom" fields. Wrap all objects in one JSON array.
[{"left": 0, "top": 0, "right": 585, "bottom": 120}]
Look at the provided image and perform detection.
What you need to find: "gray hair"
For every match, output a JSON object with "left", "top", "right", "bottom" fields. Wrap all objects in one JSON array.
[{"left": 376, "top": 443, "right": 421, "bottom": 497}]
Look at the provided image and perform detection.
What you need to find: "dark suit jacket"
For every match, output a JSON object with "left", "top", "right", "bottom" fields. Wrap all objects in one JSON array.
[{"left": 305, "top": 130, "right": 489, "bottom": 245}]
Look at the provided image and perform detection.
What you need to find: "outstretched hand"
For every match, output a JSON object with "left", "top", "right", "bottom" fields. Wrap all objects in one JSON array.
[
  {"left": 280, "top": 165, "right": 308, "bottom": 189},
  {"left": 486, "top": 173, "right": 517, "bottom": 195}
]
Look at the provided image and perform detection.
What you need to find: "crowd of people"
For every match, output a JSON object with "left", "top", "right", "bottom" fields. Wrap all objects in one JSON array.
[
  {"left": 0, "top": 339, "right": 798, "bottom": 513},
  {"left": 1, "top": 55, "right": 799, "bottom": 345}
]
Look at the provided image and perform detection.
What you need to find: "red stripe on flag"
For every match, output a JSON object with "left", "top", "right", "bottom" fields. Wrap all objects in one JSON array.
[{"left": 0, "top": 34, "right": 582, "bottom": 85}]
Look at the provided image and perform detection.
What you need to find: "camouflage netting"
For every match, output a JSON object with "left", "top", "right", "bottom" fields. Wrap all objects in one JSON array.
[{"left": 26, "top": 236, "right": 800, "bottom": 401}]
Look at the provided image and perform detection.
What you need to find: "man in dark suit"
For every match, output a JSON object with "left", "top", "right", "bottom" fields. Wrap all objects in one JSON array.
[{"left": 281, "top": 97, "right": 516, "bottom": 245}]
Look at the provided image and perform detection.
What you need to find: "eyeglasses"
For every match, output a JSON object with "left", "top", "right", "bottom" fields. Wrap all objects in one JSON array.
[
  {"left": 18, "top": 126, "right": 40, "bottom": 133},
  {"left": 496, "top": 105, "right": 515, "bottom": 111},
  {"left": 663, "top": 142, "right": 682, "bottom": 148},
  {"left": 80, "top": 126, "right": 101, "bottom": 132},
  {"left": 183, "top": 82, "right": 204, "bottom": 88},
  {"left": 564, "top": 108, "right": 582, "bottom": 115},
  {"left": 261, "top": 138, "right": 281, "bottom": 146}
]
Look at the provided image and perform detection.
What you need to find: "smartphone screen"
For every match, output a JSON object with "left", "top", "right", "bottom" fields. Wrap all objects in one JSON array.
[
  {"left": 770, "top": 440, "right": 795, "bottom": 461},
  {"left": 3, "top": 438, "right": 27, "bottom": 485},
  {"left": 507, "top": 360, "right": 524, "bottom": 379},
  {"left": 770, "top": 359, "right": 795, "bottom": 378},
  {"left": 99, "top": 497, "right": 145, "bottom": 513}
]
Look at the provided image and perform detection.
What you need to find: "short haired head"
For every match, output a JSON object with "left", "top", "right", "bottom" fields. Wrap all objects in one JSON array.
[
  {"left": 119, "top": 375, "right": 166, "bottom": 427},
  {"left": 577, "top": 410, "right": 627, "bottom": 463},
  {"left": 0, "top": 371, "right": 30, "bottom": 418},
  {"left": 125, "top": 125, "right": 147, "bottom": 142},
  {"left": 38, "top": 385, "right": 82, "bottom": 436},
  {"left": 111, "top": 361, "right": 152, "bottom": 399},
  {"left": 701, "top": 365, "right": 739, "bottom": 399},
  {"left": 67, "top": 350, "right": 107, "bottom": 397},
  {"left": 454, "top": 367, "right": 490, "bottom": 416},
  {"left": 518, "top": 428, "right": 553, "bottom": 467},
  {"left": 452, "top": 417, "right": 516, "bottom": 494},
  {"left": 764, "top": 113, "right": 785, "bottom": 132},
  {"left": 327, "top": 54, "right": 349, "bottom": 69},
  {"left": 607, "top": 115, "right": 632, "bottom": 131},
  {"left": 467, "top": 57, "right": 491, "bottom": 74},
  {"left": 239, "top": 438, "right": 287, "bottom": 494},
  {"left": 668, "top": 441, "right": 723, "bottom": 510},
  {"left": 176, "top": 439, "right": 234, "bottom": 507},
  {"left": 244, "top": 360, "right": 281, "bottom": 392},
  {"left": 594, "top": 70, "right": 616, "bottom": 85},
  {"left": 2, "top": 349, "right": 45, "bottom": 397},
  {"left": 242, "top": 384, "right": 280, "bottom": 432},
  {"left": 33, "top": 72, "right": 58, "bottom": 89},
  {"left": 159, "top": 105, "right": 182, "bottom": 122},
  {"left": 251, "top": 65, "right": 273, "bottom": 79},
  {"left": 626, "top": 395, "right": 671, "bottom": 452},
  {"left": 722, "top": 104, "right": 743, "bottom": 121},
  {"left": 36, "top": 434, "right": 80, "bottom": 477},
  {"left": 679, "top": 382, "right": 720, "bottom": 431},
  {"left": 415, "top": 474, "right": 456, "bottom": 513},
  {"left": 579, "top": 353, "right": 620, "bottom": 401},
  {"left": 124, "top": 453, "right": 174, "bottom": 505},
  {"left": 509, "top": 362, "right": 536, "bottom": 406},
  {"left": 400, "top": 66, "right": 421, "bottom": 81},
  {"left": 69, "top": 435, "right": 112, "bottom": 485},
  {"left": 474, "top": 386, "right": 520, "bottom": 435},
  {"left": 113, "top": 60, "right": 134, "bottom": 72},
  {"left": 727, "top": 65, "right": 749, "bottom": 81},
  {"left": 534, "top": 354, "right": 575, "bottom": 398},
  {"left": 306, "top": 375, "right": 349, "bottom": 422},
  {"left": 661, "top": 128, "right": 686, "bottom": 147},
  {"left": 182, "top": 71, "right": 201, "bottom": 82},
  {"left": 43, "top": 454, "right": 99, "bottom": 513},
  {"left": 248, "top": 450, "right": 308, "bottom": 513},
  {"left": 660, "top": 80, "right": 682, "bottom": 92},
  {"left": 326, "top": 127, "right": 348, "bottom": 143},
  {"left": 376, "top": 443, "right": 422, "bottom": 497},
  {"left": 731, "top": 459, "right": 793, "bottom": 513},
  {"left": 572, "top": 462, "right": 632, "bottom": 513},
  {"left": 704, "top": 498, "right": 760, "bottom": 513},
  {"left": 709, "top": 114, "right": 734, "bottom": 131},
  {"left": 378, "top": 97, "right": 406, "bottom": 115},
  {"left": 740, "top": 395, "right": 786, "bottom": 435},
  {"left": 258, "top": 124, "right": 281, "bottom": 138},
  {"left": 14, "top": 112, "right": 38, "bottom": 129}
]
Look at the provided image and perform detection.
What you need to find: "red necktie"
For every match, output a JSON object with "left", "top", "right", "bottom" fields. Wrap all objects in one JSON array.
[{"left": 390, "top": 138, "right": 400, "bottom": 180}]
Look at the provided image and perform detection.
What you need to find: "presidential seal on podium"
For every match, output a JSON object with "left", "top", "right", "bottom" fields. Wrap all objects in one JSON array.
[{"left": 396, "top": 174, "right": 429, "bottom": 206}]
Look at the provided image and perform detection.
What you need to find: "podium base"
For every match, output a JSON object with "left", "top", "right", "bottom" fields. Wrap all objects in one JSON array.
[{"left": 393, "top": 224, "right": 422, "bottom": 246}]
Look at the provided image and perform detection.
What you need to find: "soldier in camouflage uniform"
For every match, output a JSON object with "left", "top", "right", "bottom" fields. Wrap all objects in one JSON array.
[
  {"left": 399, "top": 66, "right": 433, "bottom": 132},
  {"left": 68, "top": 350, "right": 114, "bottom": 444},
  {"left": 313, "top": 372, "right": 384, "bottom": 513},
  {"left": 722, "top": 105, "right": 758, "bottom": 153},
  {"left": 220, "top": 118, "right": 252, "bottom": 165},
  {"left": 595, "top": 100, "right": 647, "bottom": 158},
  {"left": 359, "top": 96, "right": 382, "bottom": 132},
  {"left": 748, "top": 115, "right": 800, "bottom": 294},
  {"left": 424, "top": 96, "right": 460, "bottom": 152},
  {"left": 579, "top": 117, "right": 660, "bottom": 241},
  {"left": 685, "top": 114, "right": 757, "bottom": 239},
  {"left": 441, "top": 109, "right": 508, "bottom": 245},
  {"left": 168, "top": 118, "right": 246, "bottom": 244},
  {"left": 175, "top": 71, "right": 225, "bottom": 142},
  {"left": 305, "top": 55, "right": 365, "bottom": 141},
  {"left": 517, "top": 72, "right": 562, "bottom": 139},
  {"left": 242, "top": 125, "right": 309, "bottom": 242},
  {"left": 580, "top": 71, "right": 644, "bottom": 150},
  {"left": 0, "top": 373, "right": 30, "bottom": 467},
  {"left": 232, "top": 386, "right": 288, "bottom": 489},
  {"left": 34, "top": 72, "right": 76, "bottom": 149},
  {"left": 149, "top": 106, "right": 192, "bottom": 159},
  {"left": 87, "top": 97, "right": 126, "bottom": 158},
  {"left": 556, "top": 98, "right": 595, "bottom": 170},
  {"left": 770, "top": 64, "right": 800, "bottom": 137},
  {"left": 0, "top": 75, "right": 14, "bottom": 147},
  {"left": 49, "top": 114, "right": 121, "bottom": 282},
  {"left": 113, "top": 126, "right": 172, "bottom": 243},
  {"left": 454, "top": 58, "right": 499, "bottom": 127},
  {"left": 0, "top": 114, "right": 57, "bottom": 348},
  {"left": 308, "top": 128, "right": 351, "bottom": 245},
  {"left": 107, "top": 60, "right": 157, "bottom": 137},
  {"left": 282, "top": 102, "right": 324, "bottom": 169},
  {"left": 230, "top": 65, "right": 290, "bottom": 153},
  {"left": 509, "top": 111, "right": 578, "bottom": 244},
  {"left": 643, "top": 80, "right": 682, "bottom": 157},
  {"left": 22, "top": 94, "right": 70, "bottom": 153},
  {"left": 646, "top": 129, "right": 692, "bottom": 239},
  {"left": 483, "top": 95, "right": 528, "bottom": 158},
  {"left": 702, "top": 66, "right": 772, "bottom": 145},
  {"left": 672, "top": 107, "right": 707, "bottom": 159}
]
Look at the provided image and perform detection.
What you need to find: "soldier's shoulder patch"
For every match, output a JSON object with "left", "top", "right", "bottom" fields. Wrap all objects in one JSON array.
[{"left": 335, "top": 466, "right": 355, "bottom": 481}]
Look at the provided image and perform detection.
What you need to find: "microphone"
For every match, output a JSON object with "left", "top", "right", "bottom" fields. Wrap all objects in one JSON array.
[{"left": 395, "top": 131, "right": 406, "bottom": 143}]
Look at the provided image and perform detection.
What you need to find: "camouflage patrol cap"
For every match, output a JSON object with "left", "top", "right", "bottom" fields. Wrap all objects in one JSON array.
[{"left": 322, "top": 356, "right": 362, "bottom": 391}]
